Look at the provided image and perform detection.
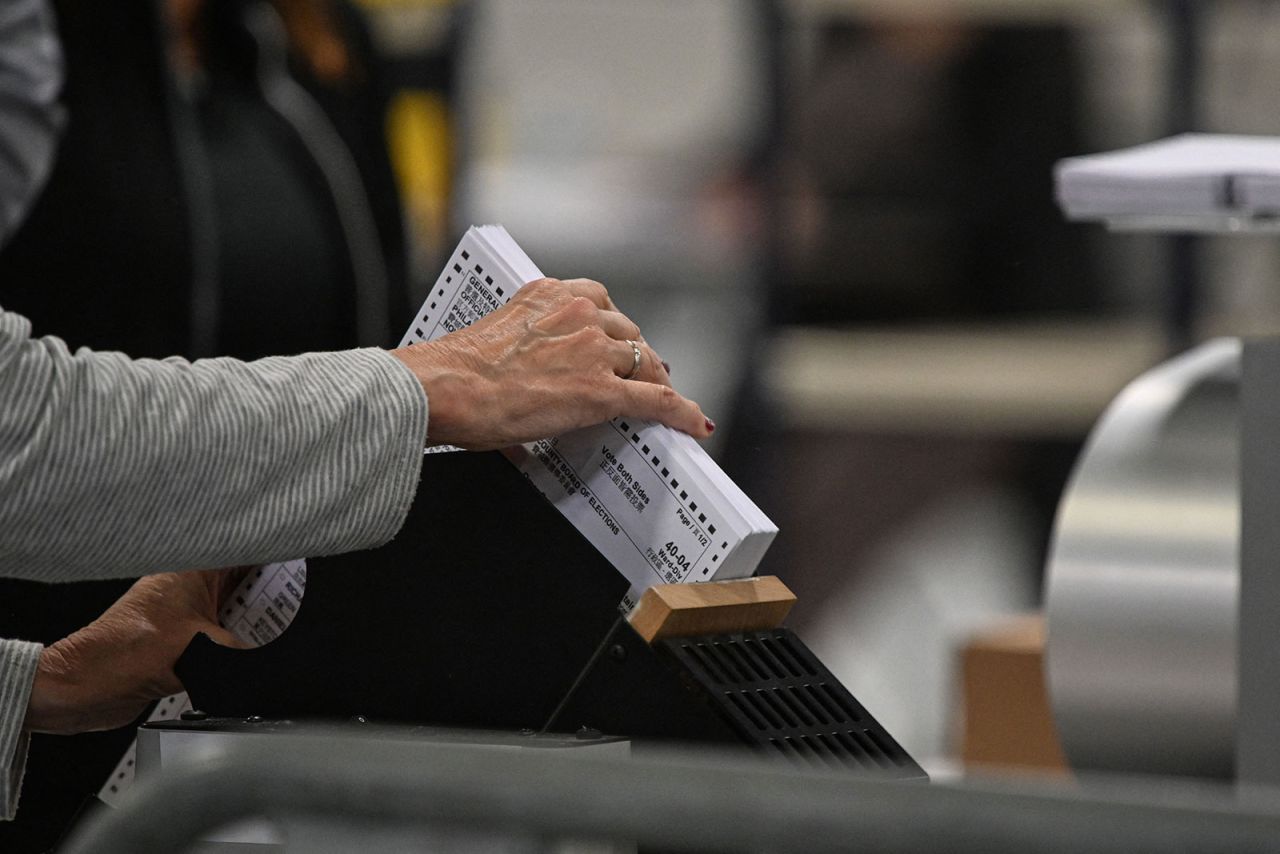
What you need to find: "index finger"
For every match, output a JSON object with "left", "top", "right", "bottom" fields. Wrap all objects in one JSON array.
[{"left": 614, "top": 379, "right": 713, "bottom": 439}]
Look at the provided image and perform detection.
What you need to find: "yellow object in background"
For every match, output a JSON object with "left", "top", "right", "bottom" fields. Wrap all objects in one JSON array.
[{"left": 387, "top": 89, "right": 453, "bottom": 276}]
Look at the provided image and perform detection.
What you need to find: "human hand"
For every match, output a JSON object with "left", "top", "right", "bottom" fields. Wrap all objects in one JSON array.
[
  {"left": 391, "top": 278, "right": 714, "bottom": 450},
  {"left": 24, "top": 567, "right": 249, "bottom": 735}
]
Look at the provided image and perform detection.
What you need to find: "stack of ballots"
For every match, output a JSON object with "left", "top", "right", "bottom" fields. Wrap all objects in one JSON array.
[
  {"left": 97, "top": 226, "right": 780, "bottom": 804},
  {"left": 1056, "top": 134, "right": 1280, "bottom": 222},
  {"left": 402, "top": 225, "right": 778, "bottom": 610}
]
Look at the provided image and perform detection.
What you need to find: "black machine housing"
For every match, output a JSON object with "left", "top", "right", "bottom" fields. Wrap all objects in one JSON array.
[{"left": 177, "top": 451, "right": 925, "bottom": 781}]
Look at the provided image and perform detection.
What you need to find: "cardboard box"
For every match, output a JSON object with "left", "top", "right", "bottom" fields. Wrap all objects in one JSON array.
[{"left": 961, "top": 613, "right": 1068, "bottom": 774}]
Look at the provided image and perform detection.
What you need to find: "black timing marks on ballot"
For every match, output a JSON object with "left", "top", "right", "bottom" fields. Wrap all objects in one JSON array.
[{"left": 176, "top": 450, "right": 630, "bottom": 729}]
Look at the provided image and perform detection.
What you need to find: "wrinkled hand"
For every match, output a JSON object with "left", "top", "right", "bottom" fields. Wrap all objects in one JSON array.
[
  {"left": 25, "top": 568, "right": 249, "bottom": 735},
  {"left": 391, "top": 278, "right": 713, "bottom": 450}
]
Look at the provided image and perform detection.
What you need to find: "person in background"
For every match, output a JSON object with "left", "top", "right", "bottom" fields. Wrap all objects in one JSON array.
[
  {"left": 1, "top": 0, "right": 409, "bottom": 359},
  {"left": 0, "top": 271, "right": 706, "bottom": 826},
  {"left": 0, "top": 0, "right": 711, "bottom": 841},
  {"left": 0, "top": 2, "right": 416, "bottom": 844}
]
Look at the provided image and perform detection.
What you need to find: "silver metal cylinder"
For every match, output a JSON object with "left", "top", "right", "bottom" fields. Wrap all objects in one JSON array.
[{"left": 1045, "top": 339, "right": 1239, "bottom": 778}]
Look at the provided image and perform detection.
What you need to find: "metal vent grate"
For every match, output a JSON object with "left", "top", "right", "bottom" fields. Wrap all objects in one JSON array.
[{"left": 661, "top": 629, "right": 925, "bottom": 779}]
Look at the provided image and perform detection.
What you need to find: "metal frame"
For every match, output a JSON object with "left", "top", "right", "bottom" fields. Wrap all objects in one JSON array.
[
  {"left": 62, "top": 732, "right": 1280, "bottom": 854},
  {"left": 1237, "top": 340, "right": 1280, "bottom": 787}
]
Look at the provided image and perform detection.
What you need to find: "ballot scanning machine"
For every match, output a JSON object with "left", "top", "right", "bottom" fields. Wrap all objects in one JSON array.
[{"left": 153, "top": 451, "right": 923, "bottom": 781}]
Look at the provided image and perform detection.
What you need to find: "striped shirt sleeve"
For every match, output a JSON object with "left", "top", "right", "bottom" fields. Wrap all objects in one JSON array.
[
  {"left": 0, "top": 304, "right": 429, "bottom": 819},
  {"left": 0, "top": 640, "right": 40, "bottom": 821},
  {"left": 0, "top": 307, "right": 428, "bottom": 582}
]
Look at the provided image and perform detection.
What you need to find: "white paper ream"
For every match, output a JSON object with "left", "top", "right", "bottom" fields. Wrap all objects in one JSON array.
[
  {"left": 101, "top": 224, "right": 777, "bottom": 801},
  {"left": 1056, "top": 133, "right": 1280, "bottom": 220},
  {"left": 401, "top": 225, "right": 777, "bottom": 601}
]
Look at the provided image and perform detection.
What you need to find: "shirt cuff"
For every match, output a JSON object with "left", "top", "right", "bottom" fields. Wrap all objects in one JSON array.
[{"left": 0, "top": 640, "right": 41, "bottom": 821}]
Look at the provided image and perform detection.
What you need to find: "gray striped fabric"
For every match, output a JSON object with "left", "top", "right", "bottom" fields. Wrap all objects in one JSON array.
[
  {"left": 0, "top": 305, "right": 428, "bottom": 818},
  {"left": 0, "top": 640, "right": 39, "bottom": 820}
]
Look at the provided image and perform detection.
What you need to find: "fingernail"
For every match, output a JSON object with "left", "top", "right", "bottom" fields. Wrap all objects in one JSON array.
[
  {"left": 704, "top": 417, "right": 716, "bottom": 434},
  {"left": 662, "top": 360, "right": 671, "bottom": 375}
]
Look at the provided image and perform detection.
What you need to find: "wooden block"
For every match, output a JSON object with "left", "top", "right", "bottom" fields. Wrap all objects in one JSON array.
[
  {"left": 628, "top": 576, "right": 796, "bottom": 644},
  {"left": 961, "top": 613, "right": 1068, "bottom": 775}
]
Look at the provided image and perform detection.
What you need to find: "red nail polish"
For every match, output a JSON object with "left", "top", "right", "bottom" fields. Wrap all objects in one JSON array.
[
  {"left": 662, "top": 360, "right": 671, "bottom": 375},
  {"left": 704, "top": 417, "right": 716, "bottom": 434}
]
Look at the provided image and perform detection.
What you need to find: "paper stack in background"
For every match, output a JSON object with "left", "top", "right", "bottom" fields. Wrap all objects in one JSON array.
[
  {"left": 1055, "top": 133, "right": 1280, "bottom": 222},
  {"left": 402, "top": 225, "right": 777, "bottom": 607}
]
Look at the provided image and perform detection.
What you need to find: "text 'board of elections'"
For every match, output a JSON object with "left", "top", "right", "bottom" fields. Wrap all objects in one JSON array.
[
  {"left": 401, "top": 225, "right": 777, "bottom": 608},
  {"left": 100, "top": 227, "right": 778, "bottom": 804}
]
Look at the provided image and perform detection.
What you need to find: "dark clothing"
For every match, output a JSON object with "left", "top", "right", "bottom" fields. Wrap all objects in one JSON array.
[
  {"left": 198, "top": 79, "right": 355, "bottom": 357},
  {"left": 781, "top": 24, "right": 1100, "bottom": 323},
  {"left": 0, "top": 2, "right": 408, "bottom": 849},
  {"left": 0, "top": 0, "right": 408, "bottom": 359}
]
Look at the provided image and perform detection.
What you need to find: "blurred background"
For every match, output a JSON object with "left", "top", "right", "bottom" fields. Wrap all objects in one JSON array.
[
  {"left": 9, "top": 0, "right": 1280, "bottom": 847},
  {"left": 398, "top": 0, "right": 1280, "bottom": 773}
]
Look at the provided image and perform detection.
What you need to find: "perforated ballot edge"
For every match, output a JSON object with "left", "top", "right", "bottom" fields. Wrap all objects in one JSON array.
[
  {"left": 400, "top": 225, "right": 777, "bottom": 605},
  {"left": 101, "top": 226, "right": 777, "bottom": 802}
]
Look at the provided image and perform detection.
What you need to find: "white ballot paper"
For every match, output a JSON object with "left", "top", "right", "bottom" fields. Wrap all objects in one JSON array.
[
  {"left": 98, "top": 561, "right": 308, "bottom": 805},
  {"left": 1056, "top": 133, "right": 1280, "bottom": 221},
  {"left": 400, "top": 225, "right": 777, "bottom": 609},
  {"left": 101, "top": 226, "right": 776, "bottom": 801}
]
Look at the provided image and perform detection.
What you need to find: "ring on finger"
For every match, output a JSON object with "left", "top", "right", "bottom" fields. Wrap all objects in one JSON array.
[{"left": 623, "top": 339, "right": 642, "bottom": 380}]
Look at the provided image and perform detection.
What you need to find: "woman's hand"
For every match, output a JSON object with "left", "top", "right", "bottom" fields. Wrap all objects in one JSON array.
[
  {"left": 25, "top": 567, "right": 248, "bottom": 735},
  {"left": 391, "top": 278, "right": 713, "bottom": 450}
]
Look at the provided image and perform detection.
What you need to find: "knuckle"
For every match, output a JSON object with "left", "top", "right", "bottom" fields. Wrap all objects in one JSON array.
[
  {"left": 586, "top": 279, "right": 610, "bottom": 301},
  {"left": 653, "top": 385, "right": 681, "bottom": 412},
  {"left": 522, "top": 277, "right": 560, "bottom": 300},
  {"left": 571, "top": 323, "right": 606, "bottom": 345},
  {"left": 567, "top": 296, "right": 598, "bottom": 321},
  {"left": 616, "top": 313, "right": 641, "bottom": 339},
  {"left": 591, "top": 325, "right": 612, "bottom": 347},
  {"left": 567, "top": 326, "right": 610, "bottom": 362},
  {"left": 568, "top": 277, "right": 611, "bottom": 307}
]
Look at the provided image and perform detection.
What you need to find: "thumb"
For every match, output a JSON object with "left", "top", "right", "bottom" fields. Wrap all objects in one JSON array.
[{"left": 195, "top": 622, "right": 251, "bottom": 650}]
